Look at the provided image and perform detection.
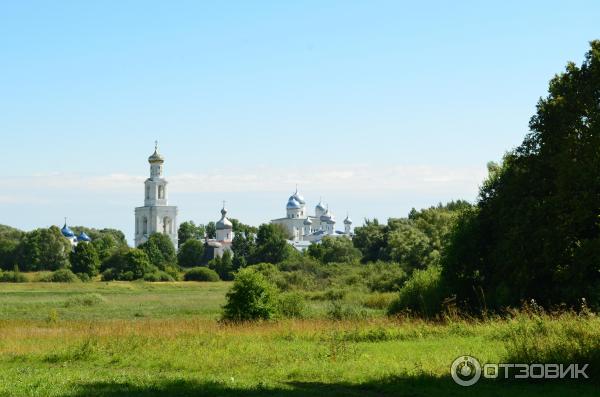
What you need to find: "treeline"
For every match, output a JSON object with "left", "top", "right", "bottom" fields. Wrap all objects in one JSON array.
[{"left": 0, "top": 225, "right": 127, "bottom": 273}]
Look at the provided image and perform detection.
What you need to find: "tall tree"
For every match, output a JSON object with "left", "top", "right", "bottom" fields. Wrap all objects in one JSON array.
[
  {"left": 251, "top": 224, "right": 291, "bottom": 264},
  {"left": 70, "top": 242, "right": 100, "bottom": 277},
  {"left": 0, "top": 225, "right": 23, "bottom": 270},
  {"left": 178, "top": 221, "right": 205, "bottom": 247},
  {"left": 308, "top": 236, "right": 361, "bottom": 264},
  {"left": 443, "top": 42, "right": 600, "bottom": 310},
  {"left": 205, "top": 222, "right": 217, "bottom": 239},
  {"left": 138, "top": 233, "right": 177, "bottom": 270},
  {"left": 17, "top": 226, "right": 71, "bottom": 271},
  {"left": 177, "top": 239, "right": 206, "bottom": 268}
]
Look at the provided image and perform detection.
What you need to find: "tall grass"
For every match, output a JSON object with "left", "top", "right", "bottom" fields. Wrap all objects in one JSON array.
[{"left": 500, "top": 306, "right": 600, "bottom": 379}]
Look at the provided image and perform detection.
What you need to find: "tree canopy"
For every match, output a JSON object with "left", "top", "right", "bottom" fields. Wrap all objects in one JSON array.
[{"left": 443, "top": 41, "right": 600, "bottom": 311}]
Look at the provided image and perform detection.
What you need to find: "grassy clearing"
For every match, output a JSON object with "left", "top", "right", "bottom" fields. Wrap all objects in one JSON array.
[{"left": 0, "top": 282, "right": 597, "bottom": 396}]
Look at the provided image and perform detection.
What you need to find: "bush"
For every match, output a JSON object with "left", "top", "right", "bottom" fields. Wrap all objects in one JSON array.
[
  {"left": 143, "top": 271, "right": 175, "bottom": 282},
  {"left": 0, "top": 270, "right": 27, "bottom": 283},
  {"left": 362, "top": 262, "right": 407, "bottom": 292},
  {"left": 222, "top": 268, "right": 279, "bottom": 322},
  {"left": 64, "top": 293, "right": 105, "bottom": 307},
  {"left": 363, "top": 292, "right": 396, "bottom": 309},
  {"left": 327, "top": 300, "right": 369, "bottom": 320},
  {"left": 208, "top": 250, "right": 234, "bottom": 281},
  {"left": 277, "top": 292, "right": 307, "bottom": 318},
  {"left": 76, "top": 273, "right": 91, "bottom": 282},
  {"left": 183, "top": 267, "right": 220, "bottom": 282},
  {"left": 40, "top": 269, "right": 80, "bottom": 283},
  {"left": 388, "top": 266, "right": 444, "bottom": 317}
]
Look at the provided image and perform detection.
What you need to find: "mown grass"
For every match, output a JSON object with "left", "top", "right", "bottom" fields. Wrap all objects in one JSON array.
[{"left": 0, "top": 282, "right": 597, "bottom": 396}]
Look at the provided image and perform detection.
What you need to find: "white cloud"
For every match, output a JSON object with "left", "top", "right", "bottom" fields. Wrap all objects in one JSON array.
[{"left": 0, "top": 164, "right": 486, "bottom": 197}]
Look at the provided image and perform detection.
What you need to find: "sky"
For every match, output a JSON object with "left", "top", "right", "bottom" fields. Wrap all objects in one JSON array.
[{"left": 1, "top": 1, "right": 599, "bottom": 244}]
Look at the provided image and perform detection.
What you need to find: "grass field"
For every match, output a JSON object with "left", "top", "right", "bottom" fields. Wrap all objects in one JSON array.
[{"left": 0, "top": 281, "right": 597, "bottom": 396}]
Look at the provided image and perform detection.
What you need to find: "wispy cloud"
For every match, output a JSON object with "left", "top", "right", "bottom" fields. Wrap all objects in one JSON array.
[{"left": 0, "top": 164, "right": 486, "bottom": 196}]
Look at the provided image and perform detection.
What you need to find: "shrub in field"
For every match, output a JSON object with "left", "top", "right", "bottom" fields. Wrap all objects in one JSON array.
[
  {"left": 277, "top": 292, "right": 307, "bottom": 318},
  {"left": 388, "top": 266, "right": 444, "bottom": 318},
  {"left": 0, "top": 269, "right": 27, "bottom": 282},
  {"left": 222, "top": 268, "right": 279, "bottom": 322},
  {"left": 183, "top": 267, "right": 220, "bottom": 282},
  {"left": 363, "top": 292, "right": 396, "bottom": 309},
  {"left": 327, "top": 300, "right": 369, "bottom": 320},
  {"left": 76, "top": 273, "right": 91, "bottom": 282},
  {"left": 280, "top": 271, "right": 316, "bottom": 291},
  {"left": 41, "top": 269, "right": 80, "bottom": 283},
  {"left": 64, "top": 293, "right": 106, "bottom": 307},
  {"left": 362, "top": 262, "right": 407, "bottom": 292},
  {"left": 143, "top": 270, "right": 175, "bottom": 282},
  {"left": 247, "top": 263, "right": 285, "bottom": 288}
]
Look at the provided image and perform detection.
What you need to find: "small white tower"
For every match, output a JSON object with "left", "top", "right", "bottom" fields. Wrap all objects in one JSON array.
[
  {"left": 303, "top": 217, "right": 312, "bottom": 237},
  {"left": 315, "top": 198, "right": 326, "bottom": 218},
  {"left": 344, "top": 213, "right": 353, "bottom": 234},
  {"left": 216, "top": 203, "right": 233, "bottom": 242},
  {"left": 134, "top": 142, "right": 178, "bottom": 248},
  {"left": 320, "top": 208, "right": 335, "bottom": 234}
]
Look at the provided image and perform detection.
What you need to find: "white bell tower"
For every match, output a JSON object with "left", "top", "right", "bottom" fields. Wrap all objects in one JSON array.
[{"left": 134, "top": 142, "right": 178, "bottom": 248}]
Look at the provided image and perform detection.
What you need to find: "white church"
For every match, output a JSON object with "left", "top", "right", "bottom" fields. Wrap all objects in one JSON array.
[
  {"left": 270, "top": 189, "right": 353, "bottom": 247},
  {"left": 134, "top": 143, "right": 178, "bottom": 248}
]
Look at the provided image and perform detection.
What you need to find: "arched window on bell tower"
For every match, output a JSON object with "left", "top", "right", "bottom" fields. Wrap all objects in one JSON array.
[{"left": 158, "top": 185, "right": 164, "bottom": 200}]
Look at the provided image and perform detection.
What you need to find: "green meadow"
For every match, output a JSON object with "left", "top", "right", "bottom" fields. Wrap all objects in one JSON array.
[{"left": 0, "top": 281, "right": 597, "bottom": 397}]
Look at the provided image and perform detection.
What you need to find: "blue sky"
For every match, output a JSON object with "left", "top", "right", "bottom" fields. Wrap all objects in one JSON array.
[{"left": 1, "top": 1, "right": 599, "bottom": 244}]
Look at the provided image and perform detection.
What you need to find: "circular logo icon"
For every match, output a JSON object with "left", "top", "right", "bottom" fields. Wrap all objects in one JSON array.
[{"left": 451, "top": 355, "right": 481, "bottom": 386}]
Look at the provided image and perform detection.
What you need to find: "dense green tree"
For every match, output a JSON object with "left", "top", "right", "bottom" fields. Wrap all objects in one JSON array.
[
  {"left": 101, "top": 247, "right": 157, "bottom": 281},
  {"left": 17, "top": 226, "right": 71, "bottom": 271},
  {"left": 0, "top": 225, "right": 23, "bottom": 270},
  {"left": 222, "top": 268, "right": 279, "bottom": 321},
  {"left": 70, "top": 242, "right": 100, "bottom": 277},
  {"left": 308, "top": 236, "right": 361, "bottom": 264},
  {"left": 70, "top": 227, "right": 128, "bottom": 263},
  {"left": 443, "top": 42, "right": 600, "bottom": 310},
  {"left": 352, "top": 219, "right": 389, "bottom": 263},
  {"left": 251, "top": 224, "right": 291, "bottom": 264},
  {"left": 231, "top": 231, "right": 255, "bottom": 270},
  {"left": 385, "top": 221, "right": 432, "bottom": 270},
  {"left": 205, "top": 222, "right": 217, "bottom": 239},
  {"left": 230, "top": 219, "right": 258, "bottom": 235},
  {"left": 209, "top": 250, "right": 235, "bottom": 280},
  {"left": 138, "top": 233, "right": 177, "bottom": 270},
  {"left": 177, "top": 239, "right": 206, "bottom": 268},
  {"left": 177, "top": 221, "right": 205, "bottom": 247}
]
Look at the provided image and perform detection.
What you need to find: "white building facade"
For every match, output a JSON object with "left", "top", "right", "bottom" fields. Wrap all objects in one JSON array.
[
  {"left": 271, "top": 189, "right": 352, "bottom": 244},
  {"left": 134, "top": 143, "right": 178, "bottom": 247}
]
